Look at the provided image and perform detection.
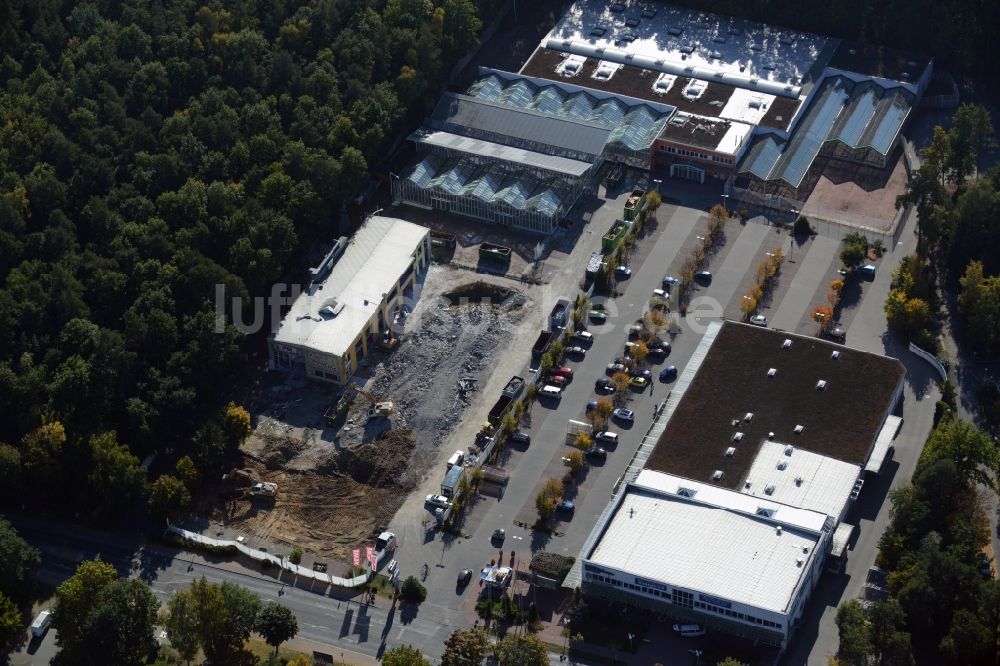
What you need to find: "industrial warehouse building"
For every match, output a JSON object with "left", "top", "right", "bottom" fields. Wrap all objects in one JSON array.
[
  {"left": 572, "top": 321, "right": 905, "bottom": 651},
  {"left": 268, "top": 216, "right": 430, "bottom": 384},
  {"left": 393, "top": 0, "right": 933, "bottom": 232}
]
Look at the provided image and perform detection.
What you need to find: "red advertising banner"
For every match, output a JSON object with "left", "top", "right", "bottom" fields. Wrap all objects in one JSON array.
[
  {"left": 351, "top": 547, "right": 362, "bottom": 567},
  {"left": 365, "top": 544, "right": 375, "bottom": 569}
]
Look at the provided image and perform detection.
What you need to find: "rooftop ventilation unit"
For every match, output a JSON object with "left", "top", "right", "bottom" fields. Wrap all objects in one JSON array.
[
  {"left": 725, "top": 446, "right": 736, "bottom": 457},
  {"left": 768, "top": 431, "right": 775, "bottom": 439},
  {"left": 733, "top": 432, "right": 743, "bottom": 441},
  {"left": 641, "top": 8, "right": 657, "bottom": 19},
  {"left": 831, "top": 350, "right": 841, "bottom": 359},
  {"left": 756, "top": 507, "right": 774, "bottom": 517},
  {"left": 677, "top": 487, "right": 696, "bottom": 498},
  {"left": 610, "top": 1, "right": 625, "bottom": 12},
  {"left": 728, "top": 26, "right": 742, "bottom": 36},
  {"left": 750, "top": 43, "right": 763, "bottom": 52},
  {"left": 745, "top": 479, "right": 752, "bottom": 489},
  {"left": 668, "top": 26, "right": 684, "bottom": 36},
  {"left": 625, "top": 17, "right": 640, "bottom": 27},
  {"left": 679, "top": 44, "right": 695, "bottom": 54},
  {"left": 767, "top": 368, "right": 777, "bottom": 377},
  {"left": 776, "top": 461, "right": 787, "bottom": 470},
  {"left": 765, "top": 484, "right": 776, "bottom": 495},
  {"left": 785, "top": 445, "right": 794, "bottom": 456},
  {"left": 779, "top": 36, "right": 793, "bottom": 46},
  {"left": 775, "top": 525, "right": 782, "bottom": 535},
  {"left": 590, "top": 26, "right": 607, "bottom": 37},
  {"left": 731, "top": 419, "right": 740, "bottom": 427},
  {"left": 816, "top": 379, "right": 828, "bottom": 390},
  {"left": 802, "top": 546, "right": 809, "bottom": 554},
  {"left": 712, "top": 470, "right": 724, "bottom": 481},
  {"left": 710, "top": 50, "right": 723, "bottom": 60},
  {"left": 713, "top": 36, "right": 727, "bottom": 44},
  {"left": 782, "top": 339, "right": 792, "bottom": 348},
  {"left": 745, "top": 412, "right": 754, "bottom": 422},
  {"left": 793, "top": 424, "right": 804, "bottom": 434},
  {"left": 796, "top": 557, "right": 803, "bottom": 567},
  {"left": 795, "top": 476, "right": 803, "bottom": 486}
]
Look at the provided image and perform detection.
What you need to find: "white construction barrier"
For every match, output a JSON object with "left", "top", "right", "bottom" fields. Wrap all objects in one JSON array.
[{"left": 908, "top": 342, "right": 947, "bottom": 382}]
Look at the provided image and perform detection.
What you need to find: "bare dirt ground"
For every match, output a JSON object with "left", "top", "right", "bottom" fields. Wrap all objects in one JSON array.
[
  {"left": 802, "top": 155, "right": 908, "bottom": 232},
  {"left": 206, "top": 265, "right": 531, "bottom": 560}
]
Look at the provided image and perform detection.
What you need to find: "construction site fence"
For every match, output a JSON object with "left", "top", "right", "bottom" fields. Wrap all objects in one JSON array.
[{"left": 165, "top": 523, "right": 371, "bottom": 588}]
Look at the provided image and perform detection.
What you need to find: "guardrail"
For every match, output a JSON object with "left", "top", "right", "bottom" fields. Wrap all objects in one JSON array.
[
  {"left": 908, "top": 342, "right": 947, "bottom": 382},
  {"left": 166, "top": 523, "right": 371, "bottom": 588}
]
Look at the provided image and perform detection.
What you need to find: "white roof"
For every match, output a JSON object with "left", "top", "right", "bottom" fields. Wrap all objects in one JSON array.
[
  {"left": 544, "top": 0, "right": 828, "bottom": 97},
  {"left": 272, "top": 217, "right": 428, "bottom": 357},
  {"left": 742, "top": 440, "right": 860, "bottom": 519},
  {"left": 719, "top": 87, "right": 778, "bottom": 125},
  {"left": 411, "top": 130, "right": 593, "bottom": 177},
  {"left": 591, "top": 470, "right": 824, "bottom": 614},
  {"left": 865, "top": 415, "right": 902, "bottom": 473}
]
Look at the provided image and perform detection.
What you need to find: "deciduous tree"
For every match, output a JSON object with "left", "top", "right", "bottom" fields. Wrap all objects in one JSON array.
[
  {"left": 441, "top": 627, "right": 489, "bottom": 666},
  {"left": 256, "top": 601, "right": 298, "bottom": 656}
]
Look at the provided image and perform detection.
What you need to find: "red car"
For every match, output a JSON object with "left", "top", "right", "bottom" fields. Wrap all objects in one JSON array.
[
  {"left": 548, "top": 374, "right": 569, "bottom": 387},
  {"left": 554, "top": 366, "right": 574, "bottom": 378}
]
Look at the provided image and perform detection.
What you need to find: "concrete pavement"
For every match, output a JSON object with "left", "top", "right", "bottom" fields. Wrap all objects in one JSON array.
[{"left": 768, "top": 235, "right": 840, "bottom": 332}]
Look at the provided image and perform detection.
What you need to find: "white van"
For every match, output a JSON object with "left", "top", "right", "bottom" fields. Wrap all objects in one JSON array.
[
  {"left": 540, "top": 385, "right": 563, "bottom": 398},
  {"left": 673, "top": 623, "right": 706, "bottom": 637},
  {"left": 447, "top": 450, "right": 464, "bottom": 470},
  {"left": 31, "top": 610, "right": 51, "bottom": 638}
]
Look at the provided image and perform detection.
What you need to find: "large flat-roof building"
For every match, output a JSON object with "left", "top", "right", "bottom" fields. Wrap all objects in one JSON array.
[
  {"left": 268, "top": 216, "right": 430, "bottom": 383},
  {"left": 576, "top": 322, "right": 905, "bottom": 651}
]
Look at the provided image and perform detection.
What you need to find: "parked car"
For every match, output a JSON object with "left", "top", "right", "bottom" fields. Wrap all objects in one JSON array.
[
  {"left": 630, "top": 376, "right": 649, "bottom": 389},
  {"left": 628, "top": 323, "right": 644, "bottom": 339},
  {"left": 556, "top": 500, "right": 575, "bottom": 512},
  {"left": 492, "top": 528, "right": 506, "bottom": 543},
  {"left": 548, "top": 374, "right": 568, "bottom": 387},
  {"left": 694, "top": 271, "right": 712, "bottom": 282},
  {"left": 606, "top": 362, "right": 627, "bottom": 375},
  {"left": 652, "top": 288, "right": 668, "bottom": 300},
  {"left": 589, "top": 310, "right": 608, "bottom": 323},
  {"left": 586, "top": 446, "right": 608, "bottom": 460},
  {"left": 586, "top": 400, "right": 598, "bottom": 414},
  {"left": 659, "top": 365, "right": 678, "bottom": 382},
  {"left": 573, "top": 330, "right": 594, "bottom": 343},
  {"left": 826, "top": 327, "right": 847, "bottom": 342},
  {"left": 673, "top": 623, "right": 706, "bottom": 637},
  {"left": 457, "top": 569, "right": 473, "bottom": 586},
  {"left": 977, "top": 552, "right": 992, "bottom": 578},
  {"left": 647, "top": 344, "right": 669, "bottom": 359},
  {"left": 595, "top": 378, "right": 614, "bottom": 393},
  {"left": 662, "top": 275, "right": 680, "bottom": 286},
  {"left": 612, "top": 408, "right": 634, "bottom": 423},
  {"left": 855, "top": 264, "right": 876, "bottom": 277},
  {"left": 749, "top": 315, "right": 767, "bottom": 326},
  {"left": 554, "top": 366, "right": 574, "bottom": 378},
  {"left": 616, "top": 265, "right": 632, "bottom": 278},
  {"left": 566, "top": 346, "right": 587, "bottom": 356},
  {"left": 595, "top": 431, "right": 619, "bottom": 445},
  {"left": 425, "top": 494, "right": 451, "bottom": 509},
  {"left": 632, "top": 369, "right": 652, "bottom": 380},
  {"left": 511, "top": 432, "right": 531, "bottom": 446},
  {"left": 30, "top": 610, "right": 51, "bottom": 639}
]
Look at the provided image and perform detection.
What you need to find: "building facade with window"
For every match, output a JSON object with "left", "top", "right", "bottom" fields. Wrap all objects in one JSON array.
[{"left": 268, "top": 216, "right": 430, "bottom": 384}]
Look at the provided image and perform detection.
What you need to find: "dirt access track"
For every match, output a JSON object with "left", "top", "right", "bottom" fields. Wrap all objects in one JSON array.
[{"left": 207, "top": 266, "right": 531, "bottom": 561}]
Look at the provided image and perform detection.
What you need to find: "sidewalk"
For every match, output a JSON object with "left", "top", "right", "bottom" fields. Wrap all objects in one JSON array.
[{"left": 283, "top": 636, "right": 378, "bottom": 665}]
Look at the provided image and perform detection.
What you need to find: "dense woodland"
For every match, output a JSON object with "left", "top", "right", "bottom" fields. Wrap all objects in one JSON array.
[{"left": 0, "top": 0, "right": 494, "bottom": 519}]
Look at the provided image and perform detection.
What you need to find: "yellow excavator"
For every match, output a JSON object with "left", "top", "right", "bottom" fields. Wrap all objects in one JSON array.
[{"left": 349, "top": 383, "right": 394, "bottom": 418}]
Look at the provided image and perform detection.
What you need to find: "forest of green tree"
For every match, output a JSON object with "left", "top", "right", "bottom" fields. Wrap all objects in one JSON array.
[
  {"left": 0, "top": 0, "right": 495, "bottom": 518},
  {"left": 679, "top": 0, "right": 1000, "bottom": 85}
]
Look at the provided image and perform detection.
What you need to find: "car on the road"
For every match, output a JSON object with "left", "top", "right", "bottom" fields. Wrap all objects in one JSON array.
[
  {"left": 425, "top": 494, "right": 451, "bottom": 509},
  {"left": 694, "top": 271, "right": 712, "bottom": 282},
  {"left": 589, "top": 310, "right": 608, "bottom": 323},
  {"left": 826, "top": 327, "right": 847, "bottom": 342},
  {"left": 659, "top": 365, "right": 678, "bottom": 382},
  {"left": 554, "top": 366, "right": 574, "bottom": 378},
  {"left": 491, "top": 528, "right": 505, "bottom": 543},
  {"left": 595, "top": 378, "right": 614, "bottom": 393},
  {"left": 566, "top": 346, "right": 587, "bottom": 356},
  {"left": 612, "top": 408, "right": 634, "bottom": 423},
  {"left": 606, "top": 362, "right": 627, "bottom": 375},
  {"left": 632, "top": 369, "right": 652, "bottom": 380},
  {"left": 457, "top": 569, "right": 473, "bottom": 586},
  {"left": 662, "top": 275, "right": 680, "bottom": 287},
  {"left": 629, "top": 376, "right": 649, "bottom": 389},
  {"left": 586, "top": 446, "right": 607, "bottom": 460},
  {"left": 510, "top": 432, "right": 531, "bottom": 446},
  {"left": 556, "top": 500, "right": 575, "bottom": 513},
  {"left": 573, "top": 330, "right": 594, "bottom": 343},
  {"left": 749, "top": 315, "right": 767, "bottom": 326},
  {"left": 616, "top": 265, "right": 632, "bottom": 278}
]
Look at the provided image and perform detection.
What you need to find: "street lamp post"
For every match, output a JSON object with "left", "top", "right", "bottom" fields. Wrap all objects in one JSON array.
[
  {"left": 721, "top": 192, "right": 729, "bottom": 214},
  {"left": 653, "top": 178, "right": 662, "bottom": 194}
]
